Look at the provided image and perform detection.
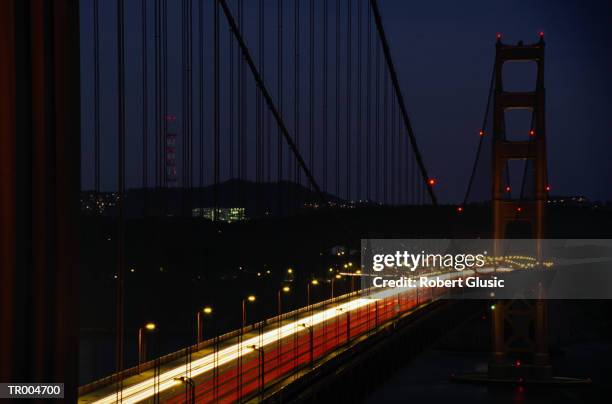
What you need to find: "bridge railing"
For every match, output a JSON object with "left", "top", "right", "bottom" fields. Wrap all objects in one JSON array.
[{"left": 78, "top": 287, "right": 367, "bottom": 396}]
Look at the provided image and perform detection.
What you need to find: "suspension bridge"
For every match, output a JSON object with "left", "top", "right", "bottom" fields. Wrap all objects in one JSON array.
[{"left": 0, "top": 0, "right": 561, "bottom": 402}]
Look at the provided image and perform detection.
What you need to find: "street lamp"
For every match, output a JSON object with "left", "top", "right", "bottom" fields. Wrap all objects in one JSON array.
[
  {"left": 138, "top": 322, "right": 156, "bottom": 373},
  {"left": 173, "top": 376, "right": 195, "bottom": 404},
  {"left": 287, "top": 268, "right": 294, "bottom": 275},
  {"left": 242, "top": 295, "right": 256, "bottom": 331},
  {"left": 196, "top": 306, "right": 213, "bottom": 344},
  {"left": 278, "top": 286, "right": 291, "bottom": 319},
  {"left": 331, "top": 273, "right": 342, "bottom": 299},
  {"left": 307, "top": 279, "right": 319, "bottom": 307}
]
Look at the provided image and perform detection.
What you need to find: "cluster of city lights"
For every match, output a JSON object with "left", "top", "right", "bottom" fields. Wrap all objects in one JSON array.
[{"left": 486, "top": 255, "right": 554, "bottom": 269}]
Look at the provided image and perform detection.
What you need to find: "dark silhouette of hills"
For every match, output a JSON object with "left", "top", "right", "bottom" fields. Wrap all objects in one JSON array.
[{"left": 82, "top": 179, "right": 345, "bottom": 218}]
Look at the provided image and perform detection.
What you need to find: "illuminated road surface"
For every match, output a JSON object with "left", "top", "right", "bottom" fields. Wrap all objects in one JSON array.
[
  {"left": 83, "top": 286, "right": 411, "bottom": 404},
  {"left": 82, "top": 268, "right": 506, "bottom": 403}
]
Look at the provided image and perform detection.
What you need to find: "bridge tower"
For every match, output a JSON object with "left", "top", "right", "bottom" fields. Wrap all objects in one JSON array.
[{"left": 490, "top": 33, "right": 550, "bottom": 379}]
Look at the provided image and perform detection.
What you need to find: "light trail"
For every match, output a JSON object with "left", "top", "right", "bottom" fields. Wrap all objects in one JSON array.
[
  {"left": 90, "top": 288, "right": 404, "bottom": 404},
  {"left": 89, "top": 265, "right": 518, "bottom": 403}
]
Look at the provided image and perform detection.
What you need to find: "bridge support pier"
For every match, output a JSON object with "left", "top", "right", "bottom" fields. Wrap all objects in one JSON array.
[{"left": 488, "top": 34, "right": 551, "bottom": 381}]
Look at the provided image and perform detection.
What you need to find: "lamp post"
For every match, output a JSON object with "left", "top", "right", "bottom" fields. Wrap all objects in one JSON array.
[
  {"left": 352, "top": 269, "right": 361, "bottom": 293},
  {"left": 242, "top": 295, "right": 256, "bottom": 331},
  {"left": 277, "top": 286, "right": 291, "bottom": 319},
  {"left": 138, "top": 322, "right": 156, "bottom": 374},
  {"left": 307, "top": 279, "right": 319, "bottom": 307},
  {"left": 276, "top": 286, "right": 290, "bottom": 369},
  {"left": 238, "top": 295, "right": 255, "bottom": 401},
  {"left": 248, "top": 345, "right": 265, "bottom": 398},
  {"left": 331, "top": 273, "right": 342, "bottom": 299},
  {"left": 300, "top": 323, "right": 314, "bottom": 368},
  {"left": 196, "top": 306, "right": 213, "bottom": 345},
  {"left": 174, "top": 376, "right": 195, "bottom": 404}
]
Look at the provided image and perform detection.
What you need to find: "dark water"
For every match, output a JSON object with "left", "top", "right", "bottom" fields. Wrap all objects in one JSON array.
[{"left": 366, "top": 342, "right": 611, "bottom": 404}]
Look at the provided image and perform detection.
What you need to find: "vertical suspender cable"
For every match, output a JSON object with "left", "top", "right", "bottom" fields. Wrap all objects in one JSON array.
[
  {"left": 375, "top": 39, "right": 380, "bottom": 202},
  {"left": 366, "top": 1, "right": 371, "bottom": 200},
  {"left": 199, "top": 0, "right": 204, "bottom": 202},
  {"left": 188, "top": 0, "right": 193, "bottom": 203},
  {"left": 335, "top": 0, "right": 340, "bottom": 198},
  {"left": 237, "top": 0, "right": 243, "bottom": 182},
  {"left": 264, "top": 1, "right": 271, "bottom": 184},
  {"left": 155, "top": 0, "right": 161, "bottom": 189},
  {"left": 356, "top": 0, "right": 362, "bottom": 201},
  {"left": 142, "top": 0, "right": 148, "bottom": 201},
  {"left": 277, "top": 0, "right": 283, "bottom": 213},
  {"left": 182, "top": 0, "right": 193, "bottom": 215},
  {"left": 163, "top": 0, "right": 168, "bottom": 190},
  {"left": 214, "top": 0, "right": 220, "bottom": 218},
  {"left": 322, "top": 0, "right": 328, "bottom": 192},
  {"left": 309, "top": 0, "right": 314, "bottom": 191},
  {"left": 390, "top": 91, "right": 396, "bottom": 204},
  {"left": 294, "top": 0, "right": 300, "bottom": 186},
  {"left": 346, "top": 0, "right": 352, "bottom": 200},
  {"left": 256, "top": 0, "right": 263, "bottom": 215},
  {"left": 182, "top": 0, "right": 186, "bottom": 196},
  {"left": 399, "top": 99, "right": 404, "bottom": 204},
  {"left": 229, "top": 2, "right": 234, "bottom": 179},
  {"left": 257, "top": 0, "right": 263, "bottom": 187},
  {"left": 93, "top": 0, "right": 100, "bottom": 194},
  {"left": 240, "top": 0, "right": 246, "bottom": 184},
  {"left": 383, "top": 66, "right": 388, "bottom": 204},
  {"left": 115, "top": 0, "right": 126, "bottom": 399}
]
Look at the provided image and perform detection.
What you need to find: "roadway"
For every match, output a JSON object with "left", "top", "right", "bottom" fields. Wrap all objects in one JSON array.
[{"left": 79, "top": 282, "right": 445, "bottom": 404}]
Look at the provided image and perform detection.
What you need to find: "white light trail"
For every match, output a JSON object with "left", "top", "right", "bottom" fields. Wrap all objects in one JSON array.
[
  {"left": 88, "top": 267, "right": 511, "bottom": 403},
  {"left": 90, "top": 289, "right": 399, "bottom": 404}
]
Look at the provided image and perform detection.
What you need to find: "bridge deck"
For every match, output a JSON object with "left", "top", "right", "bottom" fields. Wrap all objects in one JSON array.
[{"left": 79, "top": 285, "right": 443, "bottom": 404}]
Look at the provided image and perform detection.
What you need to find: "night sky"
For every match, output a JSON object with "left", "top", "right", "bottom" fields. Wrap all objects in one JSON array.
[
  {"left": 380, "top": 0, "right": 612, "bottom": 202},
  {"left": 79, "top": 0, "right": 612, "bottom": 203}
]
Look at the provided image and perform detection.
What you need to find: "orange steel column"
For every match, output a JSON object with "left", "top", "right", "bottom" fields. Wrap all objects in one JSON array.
[
  {"left": 0, "top": 1, "right": 80, "bottom": 401},
  {"left": 491, "top": 34, "right": 549, "bottom": 372}
]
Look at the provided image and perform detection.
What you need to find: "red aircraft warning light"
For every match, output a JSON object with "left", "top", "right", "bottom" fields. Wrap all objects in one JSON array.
[
  {"left": 516, "top": 207, "right": 523, "bottom": 213},
  {"left": 505, "top": 186, "right": 511, "bottom": 192},
  {"left": 539, "top": 31, "right": 545, "bottom": 38},
  {"left": 496, "top": 33, "right": 502, "bottom": 40},
  {"left": 457, "top": 206, "right": 463, "bottom": 213},
  {"left": 546, "top": 185, "right": 551, "bottom": 192},
  {"left": 428, "top": 178, "right": 437, "bottom": 186},
  {"left": 529, "top": 129, "right": 536, "bottom": 137},
  {"left": 479, "top": 129, "right": 485, "bottom": 137}
]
